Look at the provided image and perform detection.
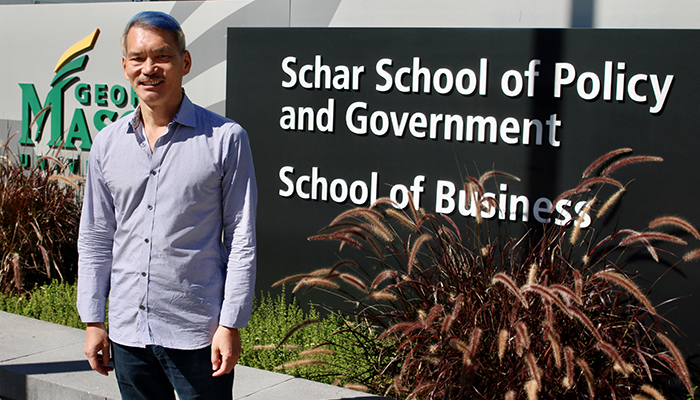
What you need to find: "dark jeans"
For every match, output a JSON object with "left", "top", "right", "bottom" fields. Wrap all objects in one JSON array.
[{"left": 112, "top": 342, "right": 234, "bottom": 400}]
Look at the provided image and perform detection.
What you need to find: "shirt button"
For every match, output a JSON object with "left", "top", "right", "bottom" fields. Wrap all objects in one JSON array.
[
  {"left": 151, "top": 170, "right": 157, "bottom": 176},
  {"left": 144, "top": 238, "right": 149, "bottom": 243},
  {"left": 147, "top": 204, "right": 153, "bottom": 210},
  {"left": 139, "top": 305, "right": 145, "bottom": 310},
  {"left": 141, "top": 272, "right": 147, "bottom": 277}
]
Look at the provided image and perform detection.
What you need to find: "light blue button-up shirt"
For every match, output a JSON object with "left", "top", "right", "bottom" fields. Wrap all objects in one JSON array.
[{"left": 77, "top": 95, "right": 257, "bottom": 350}]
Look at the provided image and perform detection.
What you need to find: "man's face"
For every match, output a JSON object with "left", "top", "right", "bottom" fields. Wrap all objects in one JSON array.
[{"left": 122, "top": 27, "right": 191, "bottom": 111}]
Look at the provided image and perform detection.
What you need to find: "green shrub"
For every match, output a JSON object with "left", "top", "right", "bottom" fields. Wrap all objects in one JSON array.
[
  {"left": 239, "top": 287, "right": 383, "bottom": 388},
  {"left": 1, "top": 280, "right": 375, "bottom": 388},
  {"left": 280, "top": 149, "right": 697, "bottom": 399},
  {"left": 0, "top": 279, "right": 85, "bottom": 329}
]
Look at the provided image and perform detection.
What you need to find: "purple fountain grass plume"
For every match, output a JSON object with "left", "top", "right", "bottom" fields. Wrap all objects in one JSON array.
[
  {"left": 527, "top": 263, "right": 538, "bottom": 285},
  {"left": 576, "top": 357, "right": 596, "bottom": 399},
  {"left": 497, "top": 329, "right": 509, "bottom": 362},
  {"left": 642, "top": 238, "right": 660, "bottom": 262},
  {"left": 550, "top": 284, "right": 583, "bottom": 307},
  {"left": 614, "top": 230, "right": 676, "bottom": 261},
  {"left": 656, "top": 332, "right": 693, "bottom": 394},
  {"left": 570, "top": 199, "right": 594, "bottom": 245},
  {"left": 329, "top": 207, "right": 384, "bottom": 227},
  {"left": 542, "top": 300, "right": 555, "bottom": 333},
  {"left": 573, "top": 269, "right": 583, "bottom": 299},
  {"left": 547, "top": 330, "right": 562, "bottom": 369},
  {"left": 328, "top": 228, "right": 385, "bottom": 255},
  {"left": 522, "top": 283, "right": 569, "bottom": 313},
  {"left": 370, "top": 197, "right": 399, "bottom": 209},
  {"left": 492, "top": 272, "right": 529, "bottom": 309},
  {"left": 48, "top": 174, "right": 81, "bottom": 190},
  {"left": 276, "top": 358, "right": 328, "bottom": 370},
  {"left": 367, "top": 289, "right": 397, "bottom": 301},
  {"left": 582, "top": 253, "right": 591, "bottom": 267},
  {"left": 515, "top": 321, "right": 530, "bottom": 357},
  {"left": 311, "top": 268, "right": 333, "bottom": 276},
  {"left": 384, "top": 207, "right": 417, "bottom": 230},
  {"left": 594, "top": 269, "right": 658, "bottom": 316},
  {"left": 339, "top": 273, "right": 367, "bottom": 292},
  {"left": 364, "top": 218, "right": 394, "bottom": 243},
  {"left": 449, "top": 338, "right": 469, "bottom": 354},
  {"left": 464, "top": 177, "right": 486, "bottom": 224},
  {"left": 272, "top": 272, "right": 313, "bottom": 287},
  {"left": 619, "top": 231, "right": 687, "bottom": 247},
  {"left": 563, "top": 347, "right": 575, "bottom": 390},
  {"left": 451, "top": 293, "right": 464, "bottom": 318},
  {"left": 252, "top": 344, "right": 278, "bottom": 350},
  {"left": 278, "top": 319, "right": 322, "bottom": 346},
  {"left": 293, "top": 277, "right": 340, "bottom": 293},
  {"left": 370, "top": 270, "right": 399, "bottom": 289},
  {"left": 424, "top": 304, "right": 444, "bottom": 328},
  {"left": 308, "top": 231, "right": 363, "bottom": 251},
  {"left": 613, "top": 360, "right": 635, "bottom": 376},
  {"left": 480, "top": 244, "right": 491, "bottom": 257},
  {"left": 299, "top": 348, "right": 334, "bottom": 356},
  {"left": 648, "top": 215, "right": 700, "bottom": 240},
  {"left": 440, "top": 314, "right": 454, "bottom": 336},
  {"left": 524, "top": 379, "right": 540, "bottom": 400},
  {"left": 478, "top": 170, "right": 521, "bottom": 186},
  {"left": 407, "top": 233, "right": 433, "bottom": 274},
  {"left": 596, "top": 341, "right": 631, "bottom": 377},
  {"left": 344, "top": 383, "right": 369, "bottom": 392},
  {"left": 466, "top": 176, "right": 484, "bottom": 197},
  {"left": 581, "top": 147, "right": 633, "bottom": 178},
  {"left": 640, "top": 384, "right": 668, "bottom": 400},
  {"left": 408, "top": 195, "right": 422, "bottom": 222},
  {"left": 379, "top": 321, "right": 416, "bottom": 340},
  {"left": 440, "top": 294, "right": 462, "bottom": 335},
  {"left": 36, "top": 155, "right": 65, "bottom": 171},
  {"left": 468, "top": 327, "right": 483, "bottom": 357},
  {"left": 463, "top": 182, "right": 475, "bottom": 214},
  {"left": 597, "top": 186, "right": 626, "bottom": 219},
  {"left": 450, "top": 337, "right": 475, "bottom": 367},
  {"left": 479, "top": 196, "right": 500, "bottom": 214},
  {"left": 601, "top": 155, "right": 664, "bottom": 177},
  {"left": 525, "top": 352, "right": 542, "bottom": 386},
  {"left": 682, "top": 248, "right": 700, "bottom": 262}
]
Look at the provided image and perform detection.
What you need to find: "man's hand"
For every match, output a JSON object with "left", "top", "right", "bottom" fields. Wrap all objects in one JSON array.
[
  {"left": 84, "top": 322, "right": 112, "bottom": 376},
  {"left": 211, "top": 325, "right": 241, "bottom": 377}
]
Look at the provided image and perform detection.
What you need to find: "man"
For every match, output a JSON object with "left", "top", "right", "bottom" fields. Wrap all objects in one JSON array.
[{"left": 77, "top": 11, "right": 257, "bottom": 400}]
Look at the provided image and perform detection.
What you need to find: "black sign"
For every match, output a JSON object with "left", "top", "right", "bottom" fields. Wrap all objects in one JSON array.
[{"left": 227, "top": 28, "right": 700, "bottom": 354}]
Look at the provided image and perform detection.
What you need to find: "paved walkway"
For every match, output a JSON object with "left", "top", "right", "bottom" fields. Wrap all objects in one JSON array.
[{"left": 0, "top": 311, "right": 390, "bottom": 400}]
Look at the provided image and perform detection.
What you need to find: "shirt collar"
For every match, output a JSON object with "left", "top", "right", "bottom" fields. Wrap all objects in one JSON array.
[{"left": 127, "top": 92, "right": 197, "bottom": 133}]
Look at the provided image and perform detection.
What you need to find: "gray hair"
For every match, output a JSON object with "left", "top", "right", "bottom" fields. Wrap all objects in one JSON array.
[{"left": 121, "top": 11, "right": 186, "bottom": 56}]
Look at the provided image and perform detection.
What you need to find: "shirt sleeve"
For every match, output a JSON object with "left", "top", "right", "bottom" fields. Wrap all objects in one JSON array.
[
  {"left": 219, "top": 123, "right": 258, "bottom": 328},
  {"left": 76, "top": 146, "right": 115, "bottom": 323}
]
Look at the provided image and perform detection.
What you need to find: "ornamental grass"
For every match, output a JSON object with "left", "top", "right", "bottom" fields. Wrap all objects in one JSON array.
[
  {"left": 0, "top": 119, "right": 83, "bottom": 294},
  {"left": 273, "top": 148, "right": 697, "bottom": 400}
]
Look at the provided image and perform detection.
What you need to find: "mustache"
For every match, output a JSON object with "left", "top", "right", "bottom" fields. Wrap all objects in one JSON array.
[{"left": 137, "top": 76, "right": 164, "bottom": 84}]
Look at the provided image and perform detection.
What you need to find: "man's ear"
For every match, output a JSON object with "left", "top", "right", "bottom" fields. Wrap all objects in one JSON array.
[
  {"left": 122, "top": 56, "right": 128, "bottom": 80},
  {"left": 183, "top": 50, "right": 192, "bottom": 76}
]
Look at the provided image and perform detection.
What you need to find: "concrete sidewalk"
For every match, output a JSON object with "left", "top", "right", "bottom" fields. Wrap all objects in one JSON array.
[{"left": 0, "top": 311, "right": 389, "bottom": 400}]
